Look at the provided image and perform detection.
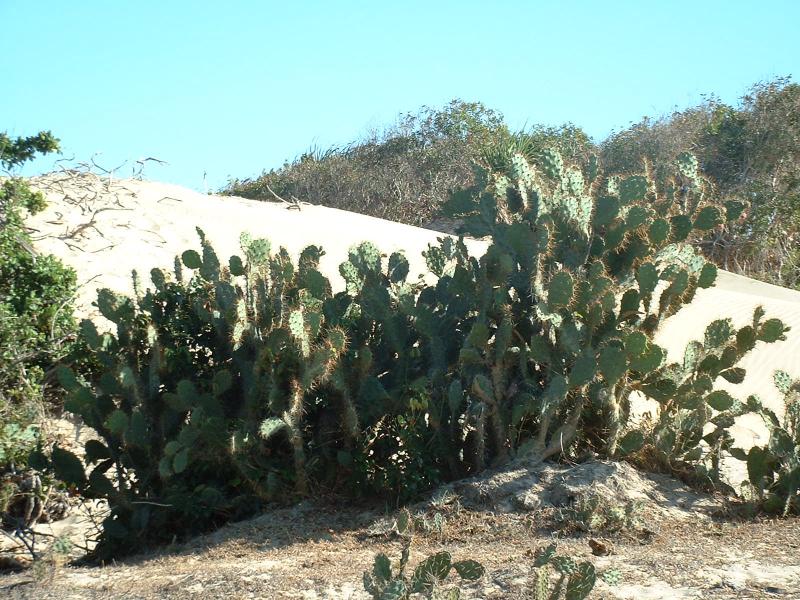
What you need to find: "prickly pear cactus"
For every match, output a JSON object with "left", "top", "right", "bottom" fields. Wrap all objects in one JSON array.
[
  {"left": 439, "top": 149, "right": 754, "bottom": 461},
  {"left": 46, "top": 229, "right": 355, "bottom": 558},
  {"left": 362, "top": 540, "right": 484, "bottom": 600},
  {"left": 632, "top": 307, "right": 789, "bottom": 486},
  {"left": 733, "top": 367, "right": 800, "bottom": 515}
]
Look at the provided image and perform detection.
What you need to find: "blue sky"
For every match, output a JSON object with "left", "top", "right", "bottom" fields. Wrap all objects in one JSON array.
[{"left": 2, "top": 1, "right": 798, "bottom": 191}]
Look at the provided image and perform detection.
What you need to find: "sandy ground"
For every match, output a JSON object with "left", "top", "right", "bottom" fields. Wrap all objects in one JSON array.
[{"left": 2, "top": 460, "right": 799, "bottom": 599}]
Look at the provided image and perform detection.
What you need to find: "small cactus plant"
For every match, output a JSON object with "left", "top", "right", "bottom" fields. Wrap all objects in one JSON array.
[
  {"left": 531, "top": 543, "right": 596, "bottom": 600},
  {"left": 363, "top": 538, "right": 484, "bottom": 599}
]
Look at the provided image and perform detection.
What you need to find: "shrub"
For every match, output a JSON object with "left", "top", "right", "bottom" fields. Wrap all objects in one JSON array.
[
  {"left": 0, "top": 130, "right": 80, "bottom": 554},
  {"left": 224, "top": 100, "right": 594, "bottom": 230},
  {"left": 0, "top": 131, "right": 75, "bottom": 460}
]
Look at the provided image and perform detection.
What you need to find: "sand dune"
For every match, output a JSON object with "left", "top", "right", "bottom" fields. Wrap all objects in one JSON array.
[{"left": 26, "top": 171, "right": 800, "bottom": 456}]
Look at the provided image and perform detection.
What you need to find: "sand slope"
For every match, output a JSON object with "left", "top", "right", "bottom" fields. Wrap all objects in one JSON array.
[{"left": 26, "top": 171, "right": 800, "bottom": 452}]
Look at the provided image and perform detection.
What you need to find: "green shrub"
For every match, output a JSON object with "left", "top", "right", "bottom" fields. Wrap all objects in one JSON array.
[
  {"left": 0, "top": 131, "right": 75, "bottom": 461},
  {"left": 0, "top": 131, "right": 81, "bottom": 555},
  {"left": 224, "top": 100, "right": 593, "bottom": 229}
]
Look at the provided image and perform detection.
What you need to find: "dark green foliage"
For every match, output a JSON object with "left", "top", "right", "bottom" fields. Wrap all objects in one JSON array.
[
  {"left": 0, "top": 130, "right": 79, "bottom": 552},
  {"left": 0, "top": 131, "right": 59, "bottom": 169},
  {"left": 0, "top": 131, "right": 75, "bottom": 464}
]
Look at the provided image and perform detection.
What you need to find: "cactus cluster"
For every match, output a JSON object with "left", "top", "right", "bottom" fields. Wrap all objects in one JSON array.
[
  {"left": 530, "top": 543, "right": 596, "bottom": 600},
  {"left": 39, "top": 149, "right": 794, "bottom": 559},
  {"left": 41, "top": 229, "right": 364, "bottom": 557},
  {"left": 439, "top": 149, "right": 747, "bottom": 463}
]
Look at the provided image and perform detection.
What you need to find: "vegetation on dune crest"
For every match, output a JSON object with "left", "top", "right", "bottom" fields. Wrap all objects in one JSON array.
[
  {"left": 600, "top": 78, "right": 800, "bottom": 289},
  {"left": 224, "top": 100, "right": 592, "bottom": 228},
  {"left": 225, "top": 78, "right": 800, "bottom": 291}
]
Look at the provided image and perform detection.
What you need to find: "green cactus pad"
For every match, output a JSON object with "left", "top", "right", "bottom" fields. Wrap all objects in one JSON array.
[
  {"left": 259, "top": 417, "right": 287, "bottom": 441},
  {"left": 599, "top": 346, "right": 628, "bottom": 386},
  {"left": 453, "top": 559, "right": 485, "bottom": 580},
  {"left": 624, "top": 331, "right": 648, "bottom": 357},
  {"left": 181, "top": 249, "right": 202, "bottom": 269},
  {"left": 628, "top": 344, "right": 664, "bottom": 374},
  {"left": 569, "top": 350, "right": 597, "bottom": 387},
  {"left": 757, "top": 318, "right": 788, "bottom": 343},
  {"left": 619, "top": 289, "right": 641, "bottom": 319},
  {"left": 411, "top": 551, "right": 452, "bottom": 592},
  {"left": 625, "top": 205, "right": 650, "bottom": 229},
  {"left": 693, "top": 206, "right": 723, "bottom": 231},
  {"left": 676, "top": 152, "right": 699, "bottom": 179},
  {"left": 669, "top": 215, "right": 693, "bottom": 242},
  {"left": 724, "top": 200, "right": 746, "bottom": 221},
  {"left": 619, "top": 175, "right": 648, "bottom": 204},
  {"left": 705, "top": 390, "right": 735, "bottom": 411},
  {"left": 697, "top": 262, "right": 717, "bottom": 288},
  {"left": 648, "top": 218, "right": 670, "bottom": 245},
  {"left": 379, "top": 579, "right": 407, "bottom": 600},
  {"left": 541, "top": 148, "right": 564, "bottom": 179},
  {"left": 387, "top": 252, "right": 410, "bottom": 283},
  {"left": 593, "top": 195, "right": 620, "bottom": 226},
  {"left": 774, "top": 370, "right": 793, "bottom": 394},
  {"left": 372, "top": 553, "right": 392, "bottom": 583},
  {"left": 51, "top": 447, "right": 87, "bottom": 487},
  {"left": 704, "top": 319, "right": 735, "bottom": 349},
  {"left": 548, "top": 271, "right": 574, "bottom": 307},
  {"left": 566, "top": 562, "right": 597, "bottom": 600}
]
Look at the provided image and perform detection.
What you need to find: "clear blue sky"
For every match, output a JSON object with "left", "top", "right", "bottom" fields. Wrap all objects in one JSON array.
[{"left": 2, "top": 1, "right": 798, "bottom": 191}]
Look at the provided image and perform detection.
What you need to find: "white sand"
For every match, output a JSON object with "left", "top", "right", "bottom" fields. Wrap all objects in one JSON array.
[{"left": 26, "top": 172, "right": 800, "bottom": 457}]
